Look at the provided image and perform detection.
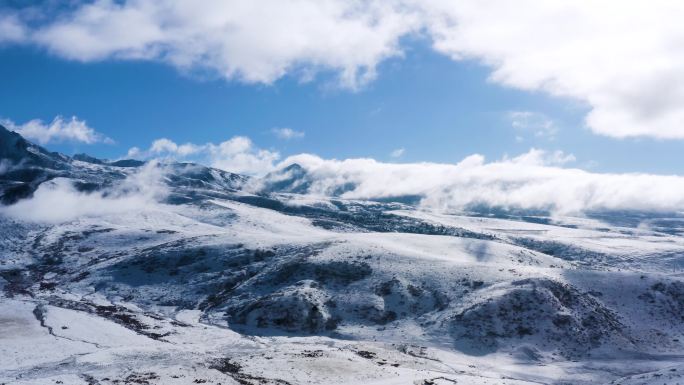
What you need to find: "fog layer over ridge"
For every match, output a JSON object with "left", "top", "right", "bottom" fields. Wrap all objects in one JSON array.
[
  {"left": 0, "top": 161, "right": 167, "bottom": 223},
  {"left": 5, "top": 143, "right": 684, "bottom": 221},
  {"left": 265, "top": 149, "right": 684, "bottom": 215}
]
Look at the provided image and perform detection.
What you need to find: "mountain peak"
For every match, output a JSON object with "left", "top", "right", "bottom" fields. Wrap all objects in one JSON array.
[
  {"left": 73, "top": 153, "right": 106, "bottom": 165},
  {"left": 0, "top": 123, "right": 68, "bottom": 169},
  {"left": 259, "top": 163, "right": 312, "bottom": 194},
  {"left": 0, "top": 123, "right": 30, "bottom": 161}
]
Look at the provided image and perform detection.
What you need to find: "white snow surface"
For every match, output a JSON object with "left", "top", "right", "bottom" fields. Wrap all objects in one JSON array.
[{"left": 2, "top": 193, "right": 684, "bottom": 384}]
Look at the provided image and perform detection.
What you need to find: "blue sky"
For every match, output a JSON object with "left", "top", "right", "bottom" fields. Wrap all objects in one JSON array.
[{"left": 1, "top": 1, "right": 684, "bottom": 175}]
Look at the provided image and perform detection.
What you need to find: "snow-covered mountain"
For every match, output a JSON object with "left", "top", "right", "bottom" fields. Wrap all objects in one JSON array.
[{"left": 1, "top": 124, "right": 684, "bottom": 385}]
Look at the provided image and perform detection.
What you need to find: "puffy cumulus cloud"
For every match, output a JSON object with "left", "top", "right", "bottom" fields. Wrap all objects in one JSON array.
[
  {"left": 4, "top": 1, "right": 684, "bottom": 138},
  {"left": 149, "top": 138, "right": 202, "bottom": 156},
  {"left": 210, "top": 137, "right": 280, "bottom": 175},
  {"left": 129, "top": 136, "right": 279, "bottom": 175},
  {"left": 418, "top": 0, "right": 684, "bottom": 139},
  {"left": 271, "top": 127, "right": 304, "bottom": 140},
  {"left": 1, "top": 116, "right": 112, "bottom": 145},
  {"left": 15, "top": 0, "right": 417, "bottom": 89},
  {"left": 0, "top": 161, "right": 168, "bottom": 223},
  {"left": 270, "top": 149, "right": 684, "bottom": 215}
]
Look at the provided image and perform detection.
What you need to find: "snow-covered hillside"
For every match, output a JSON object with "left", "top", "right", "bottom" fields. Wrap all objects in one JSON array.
[{"left": 2, "top": 125, "right": 684, "bottom": 384}]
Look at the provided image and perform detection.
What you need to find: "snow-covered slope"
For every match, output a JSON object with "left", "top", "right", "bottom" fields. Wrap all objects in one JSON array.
[{"left": 2, "top": 127, "right": 684, "bottom": 384}]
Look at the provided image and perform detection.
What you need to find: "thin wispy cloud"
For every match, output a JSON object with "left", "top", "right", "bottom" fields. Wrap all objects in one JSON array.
[
  {"left": 1, "top": 116, "right": 112, "bottom": 145},
  {"left": 0, "top": 13, "right": 26, "bottom": 43},
  {"left": 390, "top": 148, "right": 405, "bottom": 158},
  {"left": 271, "top": 127, "right": 304, "bottom": 140},
  {"left": 508, "top": 111, "right": 557, "bottom": 141},
  {"left": 3, "top": 1, "right": 684, "bottom": 139}
]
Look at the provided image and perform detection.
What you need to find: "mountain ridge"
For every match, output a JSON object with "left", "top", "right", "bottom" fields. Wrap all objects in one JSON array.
[{"left": 2, "top": 126, "right": 684, "bottom": 384}]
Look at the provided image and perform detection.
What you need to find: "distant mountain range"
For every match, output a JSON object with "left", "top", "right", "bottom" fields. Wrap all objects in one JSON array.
[{"left": 2, "top": 124, "right": 684, "bottom": 384}]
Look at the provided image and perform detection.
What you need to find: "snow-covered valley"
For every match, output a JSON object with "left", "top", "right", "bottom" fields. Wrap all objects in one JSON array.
[{"left": 2, "top": 126, "right": 684, "bottom": 384}]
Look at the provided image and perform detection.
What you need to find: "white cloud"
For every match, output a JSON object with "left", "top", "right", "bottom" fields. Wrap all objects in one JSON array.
[
  {"left": 390, "top": 148, "right": 405, "bottom": 158},
  {"left": 264, "top": 148, "right": 684, "bottom": 215},
  {"left": 125, "top": 146, "right": 143, "bottom": 159},
  {"left": 149, "top": 138, "right": 202, "bottom": 156},
  {"left": 0, "top": 14, "right": 26, "bottom": 43},
  {"left": 502, "top": 148, "right": 575, "bottom": 167},
  {"left": 0, "top": 161, "right": 167, "bottom": 223},
  {"left": 1, "top": 116, "right": 112, "bottom": 145},
  {"left": 15, "top": 0, "right": 417, "bottom": 89},
  {"left": 419, "top": 0, "right": 684, "bottom": 139},
  {"left": 508, "top": 111, "right": 557, "bottom": 140},
  {"left": 271, "top": 127, "right": 304, "bottom": 140},
  {"left": 129, "top": 136, "right": 279, "bottom": 175},
  {"left": 210, "top": 137, "right": 280, "bottom": 175},
  {"left": 4, "top": 1, "right": 684, "bottom": 138},
  {"left": 8, "top": 131, "right": 684, "bottom": 218}
]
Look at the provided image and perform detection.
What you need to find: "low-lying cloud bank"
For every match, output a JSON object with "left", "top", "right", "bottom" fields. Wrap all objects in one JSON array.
[
  {"left": 123, "top": 137, "right": 684, "bottom": 215},
  {"left": 5, "top": 143, "right": 684, "bottom": 221},
  {"left": 266, "top": 149, "right": 684, "bottom": 215},
  {"left": 0, "top": 161, "right": 167, "bottom": 223}
]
